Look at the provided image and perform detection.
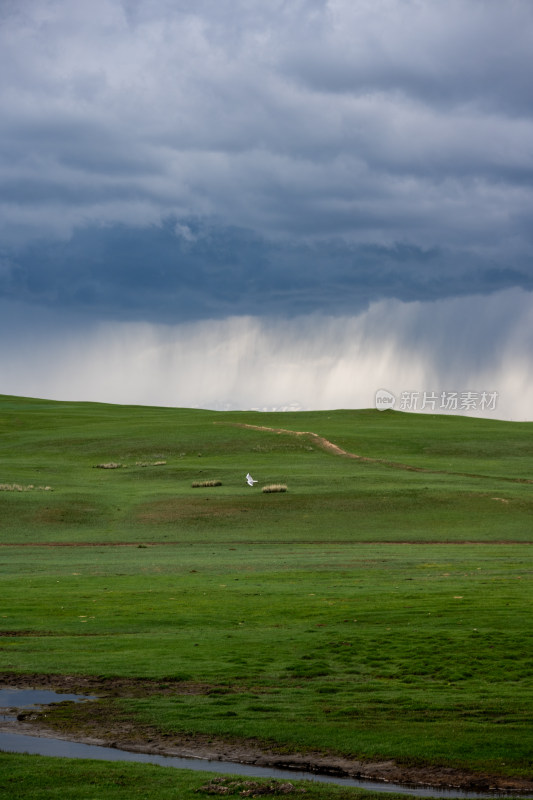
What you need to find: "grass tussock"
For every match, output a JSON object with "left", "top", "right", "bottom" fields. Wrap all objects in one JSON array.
[
  {"left": 262, "top": 483, "right": 288, "bottom": 493},
  {"left": 95, "top": 461, "right": 167, "bottom": 469},
  {"left": 0, "top": 483, "right": 52, "bottom": 491},
  {"left": 192, "top": 479, "right": 223, "bottom": 488}
]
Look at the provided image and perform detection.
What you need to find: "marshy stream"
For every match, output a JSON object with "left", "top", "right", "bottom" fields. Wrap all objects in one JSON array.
[{"left": 0, "top": 689, "right": 528, "bottom": 799}]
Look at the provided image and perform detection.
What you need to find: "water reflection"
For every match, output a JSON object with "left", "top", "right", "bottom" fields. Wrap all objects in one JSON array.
[{"left": 0, "top": 688, "right": 94, "bottom": 709}]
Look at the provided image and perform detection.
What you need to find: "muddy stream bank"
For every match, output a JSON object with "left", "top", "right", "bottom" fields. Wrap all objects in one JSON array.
[{"left": 1, "top": 675, "right": 531, "bottom": 798}]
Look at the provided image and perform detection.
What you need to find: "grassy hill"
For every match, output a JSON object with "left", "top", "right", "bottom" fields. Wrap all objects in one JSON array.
[{"left": 1, "top": 395, "right": 532, "bottom": 797}]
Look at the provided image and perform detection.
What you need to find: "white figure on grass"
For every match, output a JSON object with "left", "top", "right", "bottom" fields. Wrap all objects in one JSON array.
[{"left": 246, "top": 472, "right": 258, "bottom": 487}]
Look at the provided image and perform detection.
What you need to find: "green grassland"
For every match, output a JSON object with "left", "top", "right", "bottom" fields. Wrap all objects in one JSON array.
[
  {"left": 0, "top": 754, "right": 426, "bottom": 800},
  {"left": 0, "top": 395, "right": 532, "bottom": 797}
]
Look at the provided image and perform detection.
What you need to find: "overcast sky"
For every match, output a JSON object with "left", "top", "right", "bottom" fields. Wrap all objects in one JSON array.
[{"left": 1, "top": 0, "right": 533, "bottom": 419}]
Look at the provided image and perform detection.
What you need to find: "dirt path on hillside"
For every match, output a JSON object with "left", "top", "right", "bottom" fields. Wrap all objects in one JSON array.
[
  {"left": 223, "top": 422, "right": 533, "bottom": 485},
  {"left": 1, "top": 674, "right": 532, "bottom": 794}
]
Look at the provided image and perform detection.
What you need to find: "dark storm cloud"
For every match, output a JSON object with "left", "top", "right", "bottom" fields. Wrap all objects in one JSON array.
[
  {"left": 3, "top": 219, "right": 532, "bottom": 322},
  {"left": 0, "top": 0, "right": 533, "bottom": 321}
]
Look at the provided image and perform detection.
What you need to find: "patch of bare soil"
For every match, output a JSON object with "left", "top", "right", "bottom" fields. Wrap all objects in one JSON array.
[
  {"left": 136, "top": 497, "right": 241, "bottom": 524},
  {"left": 0, "top": 672, "right": 222, "bottom": 696},
  {"left": 1, "top": 674, "right": 532, "bottom": 794}
]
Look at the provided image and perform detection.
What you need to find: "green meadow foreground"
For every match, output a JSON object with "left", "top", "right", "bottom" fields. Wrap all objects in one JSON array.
[{"left": 0, "top": 395, "right": 532, "bottom": 798}]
